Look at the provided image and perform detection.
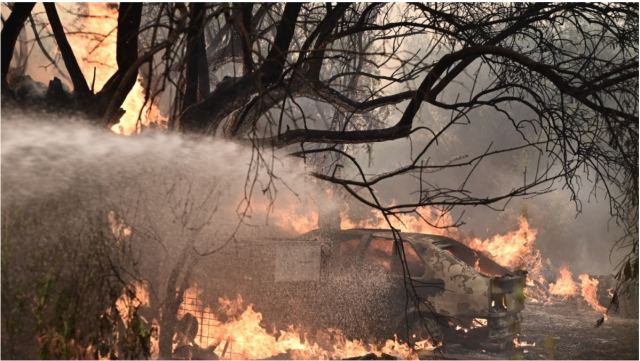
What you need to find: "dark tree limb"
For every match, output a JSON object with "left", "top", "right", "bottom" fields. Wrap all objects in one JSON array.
[
  {"left": 304, "top": 3, "right": 351, "bottom": 79},
  {"left": 97, "top": 3, "right": 143, "bottom": 120},
  {"left": 196, "top": 25, "right": 210, "bottom": 100},
  {"left": 180, "top": 3, "right": 302, "bottom": 133},
  {"left": 260, "top": 3, "right": 302, "bottom": 84},
  {"left": 28, "top": 14, "right": 68, "bottom": 81},
  {"left": 257, "top": 42, "right": 638, "bottom": 147},
  {"left": 232, "top": 3, "right": 254, "bottom": 74},
  {"left": 429, "top": 3, "right": 553, "bottom": 96},
  {"left": 43, "top": 3, "right": 91, "bottom": 98},
  {"left": 183, "top": 3, "right": 207, "bottom": 111},
  {"left": 1, "top": 2, "right": 35, "bottom": 87},
  {"left": 205, "top": 3, "right": 272, "bottom": 72}
]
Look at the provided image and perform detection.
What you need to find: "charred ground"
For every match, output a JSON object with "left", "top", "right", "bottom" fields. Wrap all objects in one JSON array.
[{"left": 442, "top": 302, "right": 639, "bottom": 360}]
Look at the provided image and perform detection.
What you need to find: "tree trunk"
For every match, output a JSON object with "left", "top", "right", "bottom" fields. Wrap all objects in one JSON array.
[
  {"left": 158, "top": 251, "right": 195, "bottom": 359},
  {"left": 1, "top": 3, "right": 35, "bottom": 87},
  {"left": 196, "top": 34, "right": 210, "bottom": 101},
  {"left": 43, "top": 3, "right": 91, "bottom": 99},
  {"left": 182, "top": 3, "right": 207, "bottom": 111},
  {"left": 97, "top": 3, "right": 143, "bottom": 121},
  {"left": 232, "top": 3, "right": 254, "bottom": 74},
  {"left": 158, "top": 299, "right": 179, "bottom": 359},
  {"left": 179, "top": 3, "right": 301, "bottom": 133}
]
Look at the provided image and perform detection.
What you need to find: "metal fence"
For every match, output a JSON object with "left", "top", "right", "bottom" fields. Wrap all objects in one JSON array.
[{"left": 177, "top": 292, "right": 218, "bottom": 348}]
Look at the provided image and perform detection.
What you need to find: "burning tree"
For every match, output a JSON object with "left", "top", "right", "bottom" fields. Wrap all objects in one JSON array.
[{"left": 1, "top": 2, "right": 638, "bottom": 359}]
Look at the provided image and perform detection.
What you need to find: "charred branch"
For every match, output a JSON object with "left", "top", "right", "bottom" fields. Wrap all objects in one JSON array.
[
  {"left": 182, "top": 3, "right": 208, "bottom": 111},
  {"left": 232, "top": 3, "right": 254, "bottom": 74},
  {"left": 43, "top": 3, "right": 92, "bottom": 99},
  {"left": 179, "top": 3, "right": 302, "bottom": 133},
  {"left": 259, "top": 3, "right": 301, "bottom": 85},
  {"left": 97, "top": 3, "right": 143, "bottom": 121},
  {"left": 1, "top": 2, "right": 35, "bottom": 88},
  {"left": 302, "top": 3, "right": 351, "bottom": 80}
]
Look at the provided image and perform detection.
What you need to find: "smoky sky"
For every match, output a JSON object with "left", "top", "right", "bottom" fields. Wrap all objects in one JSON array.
[
  {"left": 343, "top": 62, "right": 628, "bottom": 276},
  {"left": 4, "top": 3, "right": 632, "bottom": 277}
]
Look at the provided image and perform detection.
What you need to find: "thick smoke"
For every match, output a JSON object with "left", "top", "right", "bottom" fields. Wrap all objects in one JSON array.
[{"left": 350, "top": 85, "right": 626, "bottom": 276}]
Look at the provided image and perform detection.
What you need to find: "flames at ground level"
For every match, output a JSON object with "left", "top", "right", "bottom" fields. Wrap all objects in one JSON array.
[
  {"left": 114, "top": 287, "right": 440, "bottom": 360},
  {"left": 175, "top": 291, "right": 439, "bottom": 360}
]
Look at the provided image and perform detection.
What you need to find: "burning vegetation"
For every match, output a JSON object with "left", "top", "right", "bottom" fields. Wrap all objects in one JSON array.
[{"left": 174, "top": 290, "right": 433, "bottom": 360}]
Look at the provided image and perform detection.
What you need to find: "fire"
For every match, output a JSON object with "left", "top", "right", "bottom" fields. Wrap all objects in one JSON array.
[
  {"left": 115, "top": 281, "right": 149, "bottom": 325},
  {"left": 340, "top": 207, "right": 456, "bottom": 237},
  {"left": 473, "top": 253, "right": 482, "bottom": 273},
  {"left": 265, "top": 195, "right": 457, "bottom": 237},
  {"left": 465, "top": 216, "right": 538, "bottom": 270},
  {"left": 464, "top": 216, "right": 549, "bottom": 300},
  {"left": 513, "top": 336, "right": 536, "bottom": 348},
  {"left": 271, "top": 205, "right": 319, "bottom": 235},
  {"left": 462, "top": 217, "right": 610, "bottom": 312},
  {"left": 544, "top": 268, "right": 608, "bottom": 314},
  {"left": 549, "top": 266, "right": 578, "bottom": 299},
  {"left": 66, "top": 3, "right": 164, "bottom": 134},
  {"left": 177, "top": 289, "right": 435, "bottom": 359},
  {"left": 578, "top": 274, "right": 607, "bottom": 314}
]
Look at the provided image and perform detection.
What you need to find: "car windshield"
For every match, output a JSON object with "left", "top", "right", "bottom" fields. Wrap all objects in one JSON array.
[{"left": 426, "top": 236, "right": 512, "bottom": 277}]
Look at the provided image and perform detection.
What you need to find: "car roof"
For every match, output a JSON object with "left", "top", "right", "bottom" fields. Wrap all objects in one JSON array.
[{"left": 300, "top": 228, "right": 513, "bottom": 277}]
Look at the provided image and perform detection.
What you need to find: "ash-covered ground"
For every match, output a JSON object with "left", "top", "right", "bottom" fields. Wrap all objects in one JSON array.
[{"left": 443, "top": 302, "right": 638, "bottom": 360}]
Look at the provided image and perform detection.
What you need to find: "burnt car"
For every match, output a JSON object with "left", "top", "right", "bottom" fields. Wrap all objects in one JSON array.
[
  {"left": 197, "top": 228, "right": 526, "bottom": 350},
  {"left": 302, "top": 228, "right": 527, "bottom": 349}
]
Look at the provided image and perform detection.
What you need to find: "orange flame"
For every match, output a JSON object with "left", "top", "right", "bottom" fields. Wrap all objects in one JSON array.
[
  {"left": 68, "top": 3, "right": 165, "bottom": 134},
  {"left": 115, "top": 281, "right": 149, "bottom": 325},
  {"left": 464, "top": 216, "right": 548, "bottom": 301},
  {"left": 548, "top": 266, "right": 578, "bottom": 300},
  {"left": 578, "top": 274, "right": 607, "bottom": 314},
  {"left": 465, "top": 216, "right": 538, "bottom": 270},
  {"left": 177, "top": 289, "right": 436, "bottom": 359},
  {"left": 340, "top": 207, "right": 455, "bottom": 237},
  {"left": 265, "top": 196, "right": 457, "bottom": 237},
  {"left": 270, "top": 205, "right": 319, "bottom": 235}
]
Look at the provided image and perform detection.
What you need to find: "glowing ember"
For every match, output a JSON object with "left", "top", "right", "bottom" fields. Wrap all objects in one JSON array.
[
  {"left": 473, "top": 252, "right": 482, "bottom": 273},
  {"left": 578, "top": 274, "right": 607, "bottom": 314},
  {"left": 471, "top": 318, "right": 488, "bottom": 328},
  {"left": 177, "top": 289, "right": 434, "bottom": 359},
  {"left": 549, "top": 266, "right": 578, "bottom": 300},
  {"left": 107, "top": 210, "right": 132, "bottom": 239},
  {"left": 448, "top": 316, "right": 487, "bottom": 333},
  {"left": 513, "top": 336, "right": 536, "bottom": 348}
]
